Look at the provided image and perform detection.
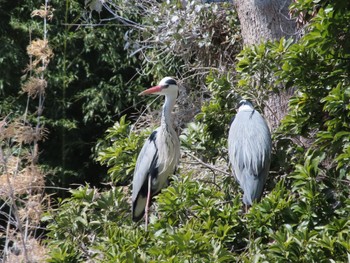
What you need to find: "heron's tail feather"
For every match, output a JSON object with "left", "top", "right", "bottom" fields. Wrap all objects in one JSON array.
[
  {"left": 241, "top": 170, "right": 267, "bottom": 206},
  {"left": 132, "top": 195, "right": 147, "bottom": 222}
]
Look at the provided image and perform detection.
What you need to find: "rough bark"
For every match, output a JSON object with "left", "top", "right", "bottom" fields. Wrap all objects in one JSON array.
[{"left": 235, "top": 0, "right": 296, "bottom": 45}]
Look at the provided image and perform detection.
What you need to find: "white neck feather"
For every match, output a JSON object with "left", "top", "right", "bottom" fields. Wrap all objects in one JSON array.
[
  {"left": 238, "top": 104, "right": 254, "bottom": 112},
  {"left": 161, "top": 93, "right": 177, "bottom": 128}
]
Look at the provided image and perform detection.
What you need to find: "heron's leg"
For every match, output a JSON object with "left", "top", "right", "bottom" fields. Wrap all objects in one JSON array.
[
  {"left": 244, "top": 204, "right": 251, "bottom": 213},
  {"left": 145, "top": 174, "right": 152, "bottom": 231}
]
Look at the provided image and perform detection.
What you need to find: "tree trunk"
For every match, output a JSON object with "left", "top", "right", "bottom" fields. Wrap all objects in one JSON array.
[
  {"left": 235, "top": 0, "right": 296, "bottom": 45},
  {"left": 235, "top": 0, "right": 297, "bottom": 130}
]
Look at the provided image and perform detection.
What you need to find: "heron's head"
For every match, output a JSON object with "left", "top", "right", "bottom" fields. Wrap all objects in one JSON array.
[
  {"left": 139, "top": 77, "right": 178, "bottom": 97},
  {"left": 237, "top": 99, "right": 254, "bottom": 112}
]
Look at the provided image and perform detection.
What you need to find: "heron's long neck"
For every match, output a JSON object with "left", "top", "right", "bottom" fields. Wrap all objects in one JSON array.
[{"left": 161, "top": 94, "right": 176, "bottom": 130}]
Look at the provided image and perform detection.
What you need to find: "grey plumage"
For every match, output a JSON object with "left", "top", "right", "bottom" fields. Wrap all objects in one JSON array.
[
  {"left": 228, "top": 100, "right": 271, "bottom": 206},
  {"left": 132, "top": 77, "right": 180, "bottom": 223}
]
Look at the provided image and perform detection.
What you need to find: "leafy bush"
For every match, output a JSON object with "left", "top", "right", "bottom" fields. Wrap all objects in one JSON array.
[{"left": 96, "top": 115, "right": 151, "bottom": 185}]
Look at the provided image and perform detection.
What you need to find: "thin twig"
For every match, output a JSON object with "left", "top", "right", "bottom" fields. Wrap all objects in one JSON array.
[
  {"left": 130, "top": 95, "right": 161, "bottom": 133},
  {"left": 185, "top": 152, "right": 231, "bottom": 176}
]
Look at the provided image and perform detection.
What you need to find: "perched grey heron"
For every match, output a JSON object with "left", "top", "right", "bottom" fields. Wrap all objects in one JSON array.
[
  {"left": 228, "top": 100, "right": 272, "bottom": 208},
  {"left": 132, "top": 77, "right": 180, "bottom": 229}
]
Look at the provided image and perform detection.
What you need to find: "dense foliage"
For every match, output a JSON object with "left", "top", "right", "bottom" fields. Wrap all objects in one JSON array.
[
  {"left": 0, "top": 0, "right": 153, "bottom": 190},
  {"left": 1, "top": 0, "right": 350, "bottom": 262}
]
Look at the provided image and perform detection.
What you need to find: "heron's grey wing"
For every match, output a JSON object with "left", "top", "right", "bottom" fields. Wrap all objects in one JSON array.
[
  {"left": 248, "top": 112, "right": 272, "bottom": 203},
  {"left": 250, "top": 111, "right": 272, "bottom": 176},
  {"left": 132, "top": 129, "right": 159, "bottom": 221},
  {"left": 229, "top": 111, "right": 271, "bottom": 175},
  {"left": 228, "top": 113, "right": 245, "bottom": 182},
  {"left": 228, "top": 110, "right": 272, "bottom": 205}
]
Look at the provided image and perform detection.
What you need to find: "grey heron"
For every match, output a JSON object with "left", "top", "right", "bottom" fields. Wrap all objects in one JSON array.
[
  {"left": 132, "top": 77, "right": 180, "bottom": 229},
  {"left": 228, "top": 100, "right": 272, "bottom": 208}
]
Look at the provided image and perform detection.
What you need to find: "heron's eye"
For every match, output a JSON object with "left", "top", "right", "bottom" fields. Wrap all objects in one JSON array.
[{"left": 162, "top": 84, "right": 169, "bottom": 89}]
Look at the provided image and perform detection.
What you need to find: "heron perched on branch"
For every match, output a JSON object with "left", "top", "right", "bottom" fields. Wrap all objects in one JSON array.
[
  {"left": 228, "top": 100, "right": 272, "bottom": 209},
  {"left": 132, "top": 77, "right": 180, "bottom": 229}
]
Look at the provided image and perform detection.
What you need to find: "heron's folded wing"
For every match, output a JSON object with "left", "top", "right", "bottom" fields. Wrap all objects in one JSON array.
[{"left": 132, "top": 130, "right": 159, "bottom": 203}]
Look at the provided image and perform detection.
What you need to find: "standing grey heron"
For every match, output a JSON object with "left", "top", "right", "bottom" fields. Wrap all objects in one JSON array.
[
  {"left": 228, "top": 99, "right": 272, "bottom": 209},
  {"left": 132, "top": 77, "right": 180, "bottom": 229}
]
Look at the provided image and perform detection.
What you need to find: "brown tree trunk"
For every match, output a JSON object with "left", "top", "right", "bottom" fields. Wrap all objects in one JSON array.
[{"left": 235, "top": 0, "right": 297, "bottom": 130}]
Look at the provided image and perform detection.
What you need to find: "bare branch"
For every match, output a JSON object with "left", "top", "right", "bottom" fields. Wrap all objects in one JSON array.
[{"left": 185, "top": 152, "right": 231, "bottom": 176}]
